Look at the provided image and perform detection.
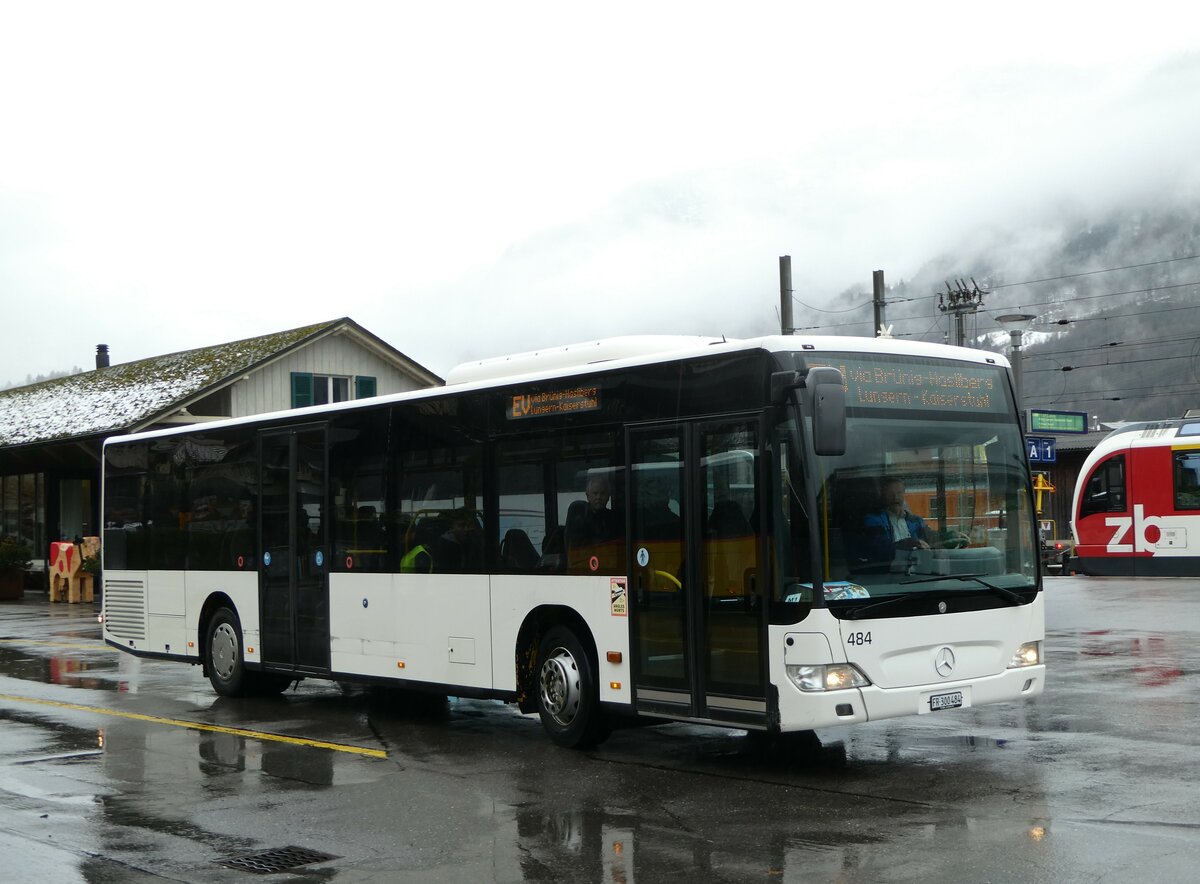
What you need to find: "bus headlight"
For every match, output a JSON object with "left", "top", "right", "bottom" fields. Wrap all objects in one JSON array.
[
  {"left": 1008, "top": 641, "right": 1041, "bottom": 668},
  {"left": 786, "top": 663, "right": 870, "bottom": 693}
]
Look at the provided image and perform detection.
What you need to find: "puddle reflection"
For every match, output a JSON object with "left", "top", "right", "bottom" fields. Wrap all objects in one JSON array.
[
  {"left": 1067, "top": 629, "right": 1187, "bottom": 686},
  {"left": 495, "top": 725, "right": 1052, "bottom": 884}
]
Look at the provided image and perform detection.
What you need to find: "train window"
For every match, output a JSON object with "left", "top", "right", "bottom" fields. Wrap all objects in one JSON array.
[
  {"left": 1081, "top": 455, "right": 1126, "bottom": 517},
  {"left": 1174, "top": 452, "right": 1200, "bottom": 510}
]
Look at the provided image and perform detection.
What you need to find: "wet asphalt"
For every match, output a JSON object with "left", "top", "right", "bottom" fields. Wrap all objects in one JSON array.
[{"left": 1, "top": 575, "right": 1197, "bottom": 883}]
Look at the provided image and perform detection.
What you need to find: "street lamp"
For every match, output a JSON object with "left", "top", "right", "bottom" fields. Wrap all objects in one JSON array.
[{"left": 996, "top": 313, "right": 1037, "bottom": 425}]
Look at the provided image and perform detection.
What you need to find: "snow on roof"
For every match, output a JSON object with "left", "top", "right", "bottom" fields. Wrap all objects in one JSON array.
[{"left": 0, "top": 320, "right": 341, "bottom": 447}]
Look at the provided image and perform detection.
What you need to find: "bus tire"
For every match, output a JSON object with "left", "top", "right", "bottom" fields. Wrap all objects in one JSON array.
[
  {"left": 536, "top": 625, "right": 608, "bottom": 749},
  {"left": 206, "top": 607, "right": 250, "bottom": 697}
]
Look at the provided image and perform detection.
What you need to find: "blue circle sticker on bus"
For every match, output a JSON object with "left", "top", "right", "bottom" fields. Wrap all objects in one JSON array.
[
  {"left": 636, "top": 547, "right": 650, "bottom": 567},
  {"left": 263, "top": 551, "right": 272, "bottom": 567},
  {"left": 315, "top": 550, "right": 324, "bottom": 567}
]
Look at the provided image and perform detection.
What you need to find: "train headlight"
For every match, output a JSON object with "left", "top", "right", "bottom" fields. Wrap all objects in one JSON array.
[
  {"left": 1008, "top": 641, "right": 1041, "bottom": 668},
  {"left": 786, "top": 663, "right": 870, "bottom": 692}
]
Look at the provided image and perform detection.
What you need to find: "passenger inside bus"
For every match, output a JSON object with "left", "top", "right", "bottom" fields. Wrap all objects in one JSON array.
[
  {"left": 433, "top": 509, "right": 483, "bottom": 572},
  {"left": 565, "top": 474, "right": 624, "bottom": 573},
  {"left": 638, "top": 478, "right": 681, "bottom": 539},
  {"left": 400, "top": 509, "right": 483, "bottom": 573},
  {"left": 566, "top": 475, "right": 620, "bottom": 545}
]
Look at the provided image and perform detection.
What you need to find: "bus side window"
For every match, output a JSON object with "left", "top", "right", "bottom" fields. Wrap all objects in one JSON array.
[{"left": 495, "top": 450, "right": 548, "bottom": 575}]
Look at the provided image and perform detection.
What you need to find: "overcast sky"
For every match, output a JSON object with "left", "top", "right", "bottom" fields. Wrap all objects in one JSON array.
[{"left": 2, "top": 2, "right": 1198, "bottom": 385}]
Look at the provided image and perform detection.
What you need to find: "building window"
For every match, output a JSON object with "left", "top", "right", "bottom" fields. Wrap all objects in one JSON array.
[
  {"left": 312, "top": 375, "right": 349, "bottom": 406},
  {"left": 291, "top": 373, "right": 376, "bottom": 408},
  {"left": 1, "top": 472, "right": 46, "bottom": 557}
]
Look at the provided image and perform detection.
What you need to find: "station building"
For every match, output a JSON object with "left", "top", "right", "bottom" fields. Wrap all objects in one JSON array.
[{"left": 0, "top": 318, "right": 441, "bottom": 588}]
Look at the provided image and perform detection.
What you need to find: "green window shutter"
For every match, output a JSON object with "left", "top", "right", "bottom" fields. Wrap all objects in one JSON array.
[
  {"left": 354, "top": 375, "right": 377, "bottom": 399},
  {"left": 291, "top": 372, "right": 314, "bottom": 408}
]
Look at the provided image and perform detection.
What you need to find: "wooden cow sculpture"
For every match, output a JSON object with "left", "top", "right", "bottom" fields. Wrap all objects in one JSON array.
[{"left": 49, "top": 540, "right": 95, "bottom": 603}]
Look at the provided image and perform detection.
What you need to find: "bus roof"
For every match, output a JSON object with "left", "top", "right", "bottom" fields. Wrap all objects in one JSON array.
[
  {"left": 446, "top": 334, "right": 1009, "bottom": 385},
  {"left": 103, "top": 334, "right": 1011, "bottom": 449}
]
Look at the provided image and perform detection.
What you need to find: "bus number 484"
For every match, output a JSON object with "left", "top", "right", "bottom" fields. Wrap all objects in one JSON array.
[{"left": 846, "top": 632, "right": 872, "bottom": 646}]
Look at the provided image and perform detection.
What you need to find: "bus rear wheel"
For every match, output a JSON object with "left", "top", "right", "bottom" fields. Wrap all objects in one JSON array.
[{"left": 536, "top": 625, "right": 609, "bottom": 749}]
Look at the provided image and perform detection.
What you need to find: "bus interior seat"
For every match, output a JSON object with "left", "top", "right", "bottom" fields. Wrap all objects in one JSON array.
[
  {"left": 564, "top": 500, "right": 589, "bottom": 545},
  {"left": 539, "top": 525, "right": 565, "bottom": 572},
  {"left": 500, "top": 528, "right": 539, "bottom": 572}
]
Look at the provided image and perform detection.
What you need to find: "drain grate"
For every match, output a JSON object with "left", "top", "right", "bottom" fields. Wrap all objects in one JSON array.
[{"left": 219, "top": 846, "right": 338, "bottom": 874}]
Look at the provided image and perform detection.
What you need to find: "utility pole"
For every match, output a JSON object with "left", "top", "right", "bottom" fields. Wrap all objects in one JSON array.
[
  {"left": 872, "top": 270, "right": 886, "bottom": 336},
  {"left": 938, "top": 278, "right": 986, "bottom": 347},
  {"left": 779, "top": 256, "right": 794, "bottom": 334}
]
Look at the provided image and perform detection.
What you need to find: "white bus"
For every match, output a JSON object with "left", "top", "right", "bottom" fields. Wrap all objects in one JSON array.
[{"left": 101, "top": 335, "right": 1044, "bottom": 748}]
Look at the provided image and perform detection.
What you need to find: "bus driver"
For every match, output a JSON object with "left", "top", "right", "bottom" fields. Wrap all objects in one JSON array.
[{"left": 861, "top": 476, "right": 936, "bottom": 565}]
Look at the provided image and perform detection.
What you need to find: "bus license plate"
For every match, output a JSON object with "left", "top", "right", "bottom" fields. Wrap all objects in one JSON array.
[{"left": 929, "top": 691, "right": 963, "bottom": 711}]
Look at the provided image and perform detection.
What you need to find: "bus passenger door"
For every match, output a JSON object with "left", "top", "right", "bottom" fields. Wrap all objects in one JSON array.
[
  {"left": 259, "top": 426, "right": 330, "bottom": 674},
  {"left": 628, "top": 419, "right": 766, "bottom": 725}
]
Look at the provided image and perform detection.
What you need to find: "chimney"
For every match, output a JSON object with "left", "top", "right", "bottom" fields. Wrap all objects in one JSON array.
[{"left": 96, "top": 344, "right": 110, "bottom": 369}]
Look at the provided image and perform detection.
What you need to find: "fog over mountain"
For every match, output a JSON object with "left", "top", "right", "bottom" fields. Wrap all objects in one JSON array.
[{"left": 805, "top": 199, "right": 1200, "bottom": 425}]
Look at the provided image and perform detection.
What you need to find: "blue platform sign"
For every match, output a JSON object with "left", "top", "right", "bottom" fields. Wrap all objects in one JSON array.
[{"left": 1026, "top": 436, "right": 1057, "bottom": 463}]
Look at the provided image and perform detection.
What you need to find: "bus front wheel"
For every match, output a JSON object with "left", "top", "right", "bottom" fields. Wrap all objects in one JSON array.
[
  {"left": 536, "top": 626, "right": 608, "bottom": 749},
  {"left": 206, "top": 607, "right": 250, "bottom": 697}
]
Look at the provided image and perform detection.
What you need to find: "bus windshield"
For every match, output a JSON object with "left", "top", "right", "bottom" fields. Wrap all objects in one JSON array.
[{"left": 774, "top": 353, "right": 1038, "bottom": 614}]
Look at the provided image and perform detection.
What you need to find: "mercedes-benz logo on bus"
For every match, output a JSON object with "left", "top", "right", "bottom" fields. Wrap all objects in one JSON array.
[{"left": 934, "top": 646, "right": 956, "bottom": 677}]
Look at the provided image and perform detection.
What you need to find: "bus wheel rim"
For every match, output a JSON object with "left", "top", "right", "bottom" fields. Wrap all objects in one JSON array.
[
  {"left": 539, "top": 647, "right": 581, "bottom": 726},
  {"left": 211, "top": 622, "right": 238, "bottom": 680}
]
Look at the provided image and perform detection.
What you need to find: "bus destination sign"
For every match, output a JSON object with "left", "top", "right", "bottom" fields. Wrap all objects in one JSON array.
[
  {"left": 1028, "top": 409, "right": 1089, "bottom": 434},
  {"left": 507, "top": 385, "right": 601, "bottom": 420},
  {"left": 818, "top": 357, "right": 1007, "bottom": 415}
]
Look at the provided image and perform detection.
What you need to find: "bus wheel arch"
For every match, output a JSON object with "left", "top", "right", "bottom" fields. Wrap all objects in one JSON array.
[
  {"left": 514, "top": 605, "right": 593, "bottom": 713},
  {"left": 516, "top": 606, "right": 609, "bottom": 748},
  {"left": 198, "top": 594, "right": 295, "bottom": 697}
]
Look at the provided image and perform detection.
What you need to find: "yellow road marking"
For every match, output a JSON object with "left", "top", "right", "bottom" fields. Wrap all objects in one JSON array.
[
  {"left": 0, "top": 693, "right": 386, "bottom": 759},
  {"left": 0, "top": 639, "right": 109, "bottom": 649}
]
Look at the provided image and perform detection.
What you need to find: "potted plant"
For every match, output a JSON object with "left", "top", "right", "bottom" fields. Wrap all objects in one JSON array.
[
  {"left": 80, "top": 550, "right": 101, "bottom": 602},
  {"left": 0, "top": 537, "right": 32, "bottom": 601}
]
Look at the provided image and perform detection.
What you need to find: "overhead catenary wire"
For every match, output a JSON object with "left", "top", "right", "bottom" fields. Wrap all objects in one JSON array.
[
  {"left": 1023, "top": 331, "right": 1200, "bottom": 359},
  {"left": 1024, "top": 351, "right": 1198, "bottom": 375},
  {"left": 1050, "top": 380, "right": 1200, "bottom": 404},
  {"left": 1052, "top": 387, "right": 1200, "bottom": 406},
  {"left": 790, "top": 295, "right": 873, "bottom": 314},
  {"left": 979, "top": 279, "right": 1200, "bottom": 316},
  {"left": 1044, "top": 300, "right": 1200, "bottom": 325},
  {"left": 794, "top": 280, "right": 1200, "bottom": 334},
  {"left": 854, "top": 255, "right": 1200, "bottom": 307},
  {"left": 778, "top": 253, "right": 1200, "bottom": 418},
  {"left": 991, "top": 253, "right": 1200, "bottom": 289}
]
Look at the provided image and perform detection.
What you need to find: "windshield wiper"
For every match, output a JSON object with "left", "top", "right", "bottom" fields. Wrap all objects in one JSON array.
[
  {"left": 846, "top": 575, "right": 1028, "bottom": 620},
  {"left": 901, "top": 573, "right": 1025, "bottom": 606},
  {"left": 845, "top": 593, "right": 919, "bottom": 621}
]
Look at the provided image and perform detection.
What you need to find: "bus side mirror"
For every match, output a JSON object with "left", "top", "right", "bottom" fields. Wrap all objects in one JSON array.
[
  {"left": 770, "top": 370, "right": 802, "bottom": 404},
  {"left": 807, "top": 367, "right": 846, "bottom": 456}
]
